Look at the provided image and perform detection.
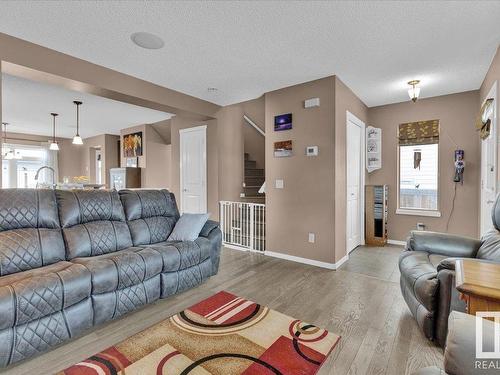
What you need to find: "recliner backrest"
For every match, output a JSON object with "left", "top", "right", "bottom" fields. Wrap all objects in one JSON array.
[
  {"left": 0, "top": 189, "right": 65, "bottom": 276},
  {"left": 119, "top": 189, "right": 179, "bottom": 246},
  {"left": 56, "top": 189, "right": 133, "bottom": 259}
]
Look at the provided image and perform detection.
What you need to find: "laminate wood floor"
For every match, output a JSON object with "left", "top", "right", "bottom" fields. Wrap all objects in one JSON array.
[{"left": 3, "top": 245, "right": 443, "bottom": 375}]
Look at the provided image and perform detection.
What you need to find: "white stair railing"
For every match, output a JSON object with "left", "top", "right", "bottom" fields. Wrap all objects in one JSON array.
[{"left": 219, "top": 201, "right": 266, "bottom": 251}]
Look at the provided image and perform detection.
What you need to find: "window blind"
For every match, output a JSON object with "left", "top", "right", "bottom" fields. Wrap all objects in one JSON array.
[{"left": 398, "top": 119, "right": 439, "bottom": 146}]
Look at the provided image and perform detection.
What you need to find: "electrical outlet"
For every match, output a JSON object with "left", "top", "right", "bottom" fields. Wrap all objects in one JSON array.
[
  {"left": 275, "top": 179, "right": 284, "bottom": 189},
  {"left": 416, "top": 223, "right": 426, "bottom": 230},
  {"left": 308, "top": 233, "right": 315, "bottom": 243}
]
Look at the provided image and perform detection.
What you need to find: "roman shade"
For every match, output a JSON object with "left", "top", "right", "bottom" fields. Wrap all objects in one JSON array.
[{"left": 399, "top": 119, "right": 439, "bottom": 146}]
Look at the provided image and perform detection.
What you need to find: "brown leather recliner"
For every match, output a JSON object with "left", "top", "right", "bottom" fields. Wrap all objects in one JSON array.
[{"left": 399, "top": 196, "right": 500, "bottom": 347}]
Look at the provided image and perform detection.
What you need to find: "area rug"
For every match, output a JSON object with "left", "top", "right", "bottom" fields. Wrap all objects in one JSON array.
[{"left": 58, "top": 291, "right": 340, "bottom": 374}]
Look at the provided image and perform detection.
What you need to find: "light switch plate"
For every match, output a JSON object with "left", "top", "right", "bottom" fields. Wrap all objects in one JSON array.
[
  {"left": 275, "top": 179, "right": 284, "bottom": 189},
  {"left": 306, "top": 146, "right": 319, "bottom": 156},
  {"left": 304, "top": 97, "right": 320, "bottom": 108},
  {"left": 308, "top": 233, "right": 315, "bottom": 243}
]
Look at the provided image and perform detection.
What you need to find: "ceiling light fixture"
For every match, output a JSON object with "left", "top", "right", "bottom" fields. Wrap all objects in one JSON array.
[
  {"left": 408, "top": 80, "right": 421, "bottom": 102},
  {"left": 49, "top": 113, "right": 60, "bottom": 151},
  {"left": 72, "top": 100, "right": 83, "bottom": 145},
  {"left": 130, "top": 32, "right": 165, "bottom": 50}
]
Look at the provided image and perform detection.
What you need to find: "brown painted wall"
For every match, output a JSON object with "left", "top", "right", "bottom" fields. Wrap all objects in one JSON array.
[
  {"left": 334, "top": 77, "right": 369, "bottom": 261},
  {"left": 480, "top": 46, "right": 500, "bottom": 103},
  {"left": 0, "top": 33, "right": 219, "bottom": 120},
  {"left": 170, "top": 116, "right": 219, "bottom": 219},
  {"left": 216, "top": 105, "right": 245, "bottom": 202},
  {"left": 265, "top": 77, "right": 336, "bottom": 264},
  {"left": 81, "top": 134, "right": 119, "bottom": 187},
  {"left": 367, "top": 91, "right": 480, "bottom": 241}
]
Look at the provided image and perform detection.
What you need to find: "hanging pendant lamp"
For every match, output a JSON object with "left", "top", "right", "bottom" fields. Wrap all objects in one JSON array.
[
  {"left": 407, "top": 80, "right": 421, "bottom": 102},
  {"left": 49, "top": 113, "right": 60, "bottom": 151},
  {"left": 72, "top": 101, "right": 83, "bottom": 145}
]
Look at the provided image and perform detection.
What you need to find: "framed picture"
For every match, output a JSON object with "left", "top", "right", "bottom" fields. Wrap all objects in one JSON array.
[
  {"left": 126, "top": 157, "right": 138, "bottom": 168},
  {"left": 274, "top": 140, "right": 293, "bottom": 157},
  {"left": 274, "top": 113, "right": 292, "bottom": 131},
  {"left": 123, "top": 131, "right": 143, "bottom": 157}
]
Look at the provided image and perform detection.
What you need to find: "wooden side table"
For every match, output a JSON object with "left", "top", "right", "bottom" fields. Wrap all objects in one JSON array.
[{"left": 455, "top": 259, "right": 500, "bottom": 316}]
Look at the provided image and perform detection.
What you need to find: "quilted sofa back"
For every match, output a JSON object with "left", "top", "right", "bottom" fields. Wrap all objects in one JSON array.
[
  {"left": 119, "top": 189, "right": 179, "bottom": 246},
  {"left": 56, "top": 190, "right": 133, "bottom": 259},
  {"left": 0, "top": 189, "right": 65, "bottom": 276}
]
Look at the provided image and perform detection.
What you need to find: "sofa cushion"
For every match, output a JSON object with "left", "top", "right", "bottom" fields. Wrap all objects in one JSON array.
[
  {"left": 119, "top": 189, "right": 179, "bottom": 246},
  {"left": 0, "top": 189, "right": 65, "bottom": 276},
  {"left": 399, "top": 251, "right": 446, "bottom": 312},
  {"left": 477, "top": 228, "right": 500, "bottom": 261},
  {"left": 72, "top": 247, "right": 163, "bottom": 294},
  {"left": 0, "top": 261, "right": 91, "bottom": 330},
  {"left": 56, "top": 190, "right": 133, "bottom": 259},
  {"left": 146, "top": 239, "right": 211, "bottom": 272}
]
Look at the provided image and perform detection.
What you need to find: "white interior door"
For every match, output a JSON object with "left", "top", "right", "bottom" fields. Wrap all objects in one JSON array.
[
  {"left": 180, "top": 125, "right": 207, "bottom": 214},
  {"left": 480, "top": 82, "right": 497, "bottom": 236},
  {"left": 347, "top": 113, "right": 365, "bottom": 253}
]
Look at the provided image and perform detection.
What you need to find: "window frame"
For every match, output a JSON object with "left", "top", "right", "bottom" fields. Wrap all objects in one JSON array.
[{"left": 396, "top": 142, "right": 441, "bottom": 218}]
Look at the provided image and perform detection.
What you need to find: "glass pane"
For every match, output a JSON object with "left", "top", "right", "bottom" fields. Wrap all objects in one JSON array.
[
  {"left": 399, "top": 143, "right": 438, "bottom": 210},
  {"left": 16, "top": 160, "right": 44, "bottom": 188},
  {"left": 2, "top": 160, "right": 9, "bottom": 188}
]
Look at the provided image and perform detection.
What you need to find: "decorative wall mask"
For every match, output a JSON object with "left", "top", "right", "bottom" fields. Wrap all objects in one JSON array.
[{"left": 476, "top": 98, "right": 494, "bottom": 140}]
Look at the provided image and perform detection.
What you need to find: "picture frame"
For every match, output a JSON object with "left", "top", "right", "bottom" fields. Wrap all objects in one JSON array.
[
  {"left": 274, "top": 140, "right": 293, "bottom": 157},
  {"left": 126, "top": 157, "right": 138, "bottom": 168},
  {"left": 274, "top": 113, "right": 292, "bottom": 131},
  {"left": 123, "top": 131, "right": 143, "bottom": 157}
]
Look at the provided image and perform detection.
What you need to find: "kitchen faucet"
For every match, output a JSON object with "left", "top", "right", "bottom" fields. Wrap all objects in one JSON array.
[{"left": 34, "top": 166, "right": 56, "bottom": 189}]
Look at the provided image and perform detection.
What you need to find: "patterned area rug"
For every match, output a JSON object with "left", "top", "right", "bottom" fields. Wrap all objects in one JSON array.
[{"left": 59, "top": 291, "right": 340, "bottom": 374}]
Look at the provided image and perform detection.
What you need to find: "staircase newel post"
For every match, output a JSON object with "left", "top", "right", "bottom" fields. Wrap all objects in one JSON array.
[{"left": 249, "top": 203, "right": 255, "bottom": 251}]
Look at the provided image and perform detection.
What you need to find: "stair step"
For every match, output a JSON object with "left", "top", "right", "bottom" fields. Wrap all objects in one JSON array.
[
  {"left": 244, "top": 160, "right": 257, "bottom": 169},
  {"left": 245, "top": 168, "right": 264, "bottom": 177},
  {"left": 243, "top": 186, "right": 263, "bottom": 195},
  {"left": 245, "top": 176, "right": 265, "bottom": 185}
]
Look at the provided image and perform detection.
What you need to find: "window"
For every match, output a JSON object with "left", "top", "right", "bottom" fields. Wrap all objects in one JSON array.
[
  {"left": 397, "top": 120, "right": 440, "bottom": 217},
  {"left": 1, "top": 144, "right": 47, "bottom": 188}
]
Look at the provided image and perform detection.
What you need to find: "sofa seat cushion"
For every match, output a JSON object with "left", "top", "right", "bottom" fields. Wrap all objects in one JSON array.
[
  {"left": 399, "top": 251, "right": 446, "bottom": 312},
  {"left": 145, "top": 238, "right": 211, "bottom": 272},
  {"left": 0, "top": 261, "right": 91, "bottom": 330},
  {"left": 72, "top": 247, "right": 162, "bottom": 295}
]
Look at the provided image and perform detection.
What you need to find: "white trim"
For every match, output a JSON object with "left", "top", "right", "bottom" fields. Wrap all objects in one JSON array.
[
  {"left": 264, "top": 251, "right": 348, "bottom": 270},
  {"left": 387, "top": 239, "right": 406, "bottom": 246},
  {"left": 396, "top": 208, "right": 441, "bottom": 217},
  {"left": 179, "top": 125, "right": 207, "bottom": 213},
  {"left": 243, "top": 115, "right": 265, "bottom": 137},
  {"left": 346, "top": 111, "right": 366, "bottom": 253}
]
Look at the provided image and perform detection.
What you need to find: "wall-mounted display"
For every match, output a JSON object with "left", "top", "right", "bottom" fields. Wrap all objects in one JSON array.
[
  {"left": 274, "top": 140, "right": 293, "bottom": 157},
  {"left": 274, "top": 113, "right": 292, "bottom": 131},
  {"left": 366, "top": 126, "right": 382, "bottom": 173},
  {"left": 123, "top": 131, "right": 143, "bottom": 157}
]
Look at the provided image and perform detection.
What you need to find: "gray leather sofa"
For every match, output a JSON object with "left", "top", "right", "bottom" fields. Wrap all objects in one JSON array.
[
  {"left": 413, "top": 311, "right": 498, "bottom": 375},
  {"left": 0, "top": 188, "right": 222, "bottom": 367},
  {"left": 399, "top": 197, "right": 500, "bottom": 347}
]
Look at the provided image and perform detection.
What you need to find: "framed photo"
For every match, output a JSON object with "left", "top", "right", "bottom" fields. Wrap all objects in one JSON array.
[
  {"left": 123, "top": 131, "right": 143, "bottom": 157},
  {"left": 274, "top": 113, "right": 292, "bottom": 131},
  {"left": 274, "top": 140, "right": 293, "bottom": 157},
  {"left": 126, "top": 157, "right": 138, "bottom": 168}
]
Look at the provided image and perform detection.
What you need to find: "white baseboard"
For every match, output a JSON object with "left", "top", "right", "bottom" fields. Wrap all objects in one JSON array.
[
  {"left": 223, "top": 244, "right": 349, "bottom": 270},
  {"left": 387, "top": 239, "right": 406, "bottom": 246}
]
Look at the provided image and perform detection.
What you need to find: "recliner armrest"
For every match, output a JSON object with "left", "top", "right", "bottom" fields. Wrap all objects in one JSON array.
[
  {"left": 200, "top": 220, "right": 220, "bottom": 238},
  {"left": 407, "top": 231, "right": 481, "bottom": 258}
]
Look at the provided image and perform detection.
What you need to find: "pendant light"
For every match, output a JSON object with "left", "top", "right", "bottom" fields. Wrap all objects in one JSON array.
[
  {"left": 407, "top": 80, "right": 421, "bottom": 102},
  {"left": 49, "top": 113, "right": 60, "bottom": 151},
  {"left": 72, "top": 100, "right": 83, "bottom": 145}
]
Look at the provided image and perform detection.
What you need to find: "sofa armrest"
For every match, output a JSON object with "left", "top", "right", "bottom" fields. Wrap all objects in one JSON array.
[
  {"left": 407, "top": 231, "right": 481, "bottom": 258},
  {"left": 438, "top": 257, "right": 500, "bottom": 272},
  {"left": 445, "top": 311, "right": 499, "bottom": 375},
  {"left": 200, "top": 220, "right": 220, "bottom": 237}
]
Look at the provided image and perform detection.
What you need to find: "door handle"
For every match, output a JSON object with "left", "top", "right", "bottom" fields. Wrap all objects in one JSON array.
[{"left": 487, "top": 200, "right": 495, "bottom": 204}]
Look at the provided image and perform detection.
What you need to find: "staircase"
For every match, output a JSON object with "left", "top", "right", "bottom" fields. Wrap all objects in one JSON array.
[{"left": 242, "top": 152, "right": 265, "bottom": 203}]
